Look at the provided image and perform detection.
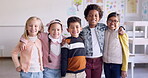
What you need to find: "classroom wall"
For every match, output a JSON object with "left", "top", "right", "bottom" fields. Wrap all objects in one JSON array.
[
  {"left": 0, "top": 0, "right": 84, "bottom": 26},
  {"left": 0, "top": 0, "right": 146, "bottom": 57}
]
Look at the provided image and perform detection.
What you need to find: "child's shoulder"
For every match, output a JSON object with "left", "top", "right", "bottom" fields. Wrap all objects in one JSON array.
[{"left": 97, "top": 23, "right": 107, "bottom": 27}]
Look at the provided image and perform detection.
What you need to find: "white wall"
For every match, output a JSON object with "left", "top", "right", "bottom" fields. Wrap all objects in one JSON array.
[
  {"left": 0, "top": 26, "right": 24, "bottom": 57},
  {"left": 0, "top": 26, "right": 70, "bottom": 57},
  {"left": 0, "top": 0, "right": 147, "bottom": 57},
  {"left": 0, "top": 0, "right": 84, "bottom": 26}
]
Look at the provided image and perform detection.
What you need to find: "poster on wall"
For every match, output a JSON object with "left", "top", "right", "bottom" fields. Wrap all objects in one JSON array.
[
  {"left": 83, "top": 0, "right": 125, "bottom": 25},
  {"left": 104, "top": 0, "right": 125, "bottom": 25},
  {"left": 126, "top": 0, "right": 138, "bottom": 14},
  {"left": 142, "top": 0, "right": 148, "bottom": 21}
]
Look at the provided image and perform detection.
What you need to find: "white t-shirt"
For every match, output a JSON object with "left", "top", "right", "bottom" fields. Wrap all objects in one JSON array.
[{"left": 87, "top": 28, "right": 102, "bottom": 58}]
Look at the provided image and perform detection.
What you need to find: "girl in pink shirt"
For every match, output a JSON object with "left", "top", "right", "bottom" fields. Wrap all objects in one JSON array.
[
  {"left": 11, "top": 16, "right": 44, "bottom": 78},
  {"left": 20, "top": 19, "right": 64, "bottom": 78}
]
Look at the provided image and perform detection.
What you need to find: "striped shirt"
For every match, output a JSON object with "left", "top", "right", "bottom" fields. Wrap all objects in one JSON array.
[{"left": 61, "top": 36, "right": 86, "bottom": 77}]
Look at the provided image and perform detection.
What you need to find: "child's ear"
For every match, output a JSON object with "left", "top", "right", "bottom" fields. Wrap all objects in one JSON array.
[{"left": 80, "top": 27, "right": 82, "bottom": 31}]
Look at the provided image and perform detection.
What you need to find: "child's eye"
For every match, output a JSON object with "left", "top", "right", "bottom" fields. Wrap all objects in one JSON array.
[
  {"left": 57, "top": 29, "right": 60, "bottom": 31},
  {"left": 35, "top": 25, "right": 38, "bottom": 27},
  {"left": 88, "top": 15, "right": 92, "bottom": 17},
  {"left": 95, "top": 15, "right": 98, "bottom": 17}
]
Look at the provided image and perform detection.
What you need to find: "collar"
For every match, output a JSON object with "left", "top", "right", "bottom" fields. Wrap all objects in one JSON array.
[
  {"left": 28, "top": 36, "right": 37, "bottom": 42},
  {"left": 48, "top": 35, "right": 63, "bottom": 43}
]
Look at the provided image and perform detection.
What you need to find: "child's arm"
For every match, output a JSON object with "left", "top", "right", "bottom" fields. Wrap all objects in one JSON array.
[
  {"left": 61, "top": 43, "right": 69, "bottom": 77},
  {"left": 11, "top": 43, "right": 21, "bottom": 72},
  {"left": 119, "top": 33, "right": 129, "bottom": 78},
  {"left": 19, "top": 33, "right": 43, "bottom": 50}
]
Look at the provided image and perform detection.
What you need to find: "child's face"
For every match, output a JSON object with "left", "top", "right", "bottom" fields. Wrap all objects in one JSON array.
[
  {"left": 48, "top": 23, "right": 62, "bottom": 39},
  {"left": 107, "top": 16, "right": 119, "bottom": 30},
  {"left": 26, "top": 19, "right": 41, "bottom": 37},
  {"left": 85, "top": 10, "right": 100, "bottom": 28},
  {"left": 67, "top": 22, "right": 82, "bottom": 38}
]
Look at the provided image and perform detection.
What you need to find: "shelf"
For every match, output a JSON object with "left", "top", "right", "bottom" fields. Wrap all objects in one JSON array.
[
  {"left": 129, "top": 38, "right": 148, "bottom": 45},
  {"left": 133, "top": 54, "right": 148, "bottom": 63},
  {"left": 125, "top": 21, "right": 148, "bottom": 78},
  {"left": 125, "top": 21, "right": 148, "bottom": 26}
]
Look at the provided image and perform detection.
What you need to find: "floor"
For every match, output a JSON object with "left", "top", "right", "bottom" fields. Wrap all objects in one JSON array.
[{"left": 0, "top": 58, "right": 148, "bottom": 78}]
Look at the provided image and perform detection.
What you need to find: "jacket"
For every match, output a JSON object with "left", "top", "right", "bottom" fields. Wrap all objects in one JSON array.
[
  {"left": 11, "top": 39, "right": 43, "bottom": 72},
  {"left": 80, "top": 23, "right": 106, "bottom": 56}
]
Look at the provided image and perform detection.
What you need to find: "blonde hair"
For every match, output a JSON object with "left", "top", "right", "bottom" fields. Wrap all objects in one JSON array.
[{"left": 22, "top": 16, "right": 44, "bottom": 39}]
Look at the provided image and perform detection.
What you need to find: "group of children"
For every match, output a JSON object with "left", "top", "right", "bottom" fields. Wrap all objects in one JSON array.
[{"left": 11, "top": 4, "right": 129, "bottom": 78}]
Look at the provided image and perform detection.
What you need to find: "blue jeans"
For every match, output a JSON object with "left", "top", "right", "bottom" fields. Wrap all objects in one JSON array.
[
  {"left": 43, "top": 67, "right": 61, "bottom": 78},
  {"left": 20, "top": 71, "right": 43, "bottom": 78},
  {"left": 104, "top": 63, "right": 122, "bottom": 78}
]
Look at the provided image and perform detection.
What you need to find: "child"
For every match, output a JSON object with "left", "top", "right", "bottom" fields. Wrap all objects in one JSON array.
[
  {"left": 11, "top": 16, "right": 44, "bottom": 78},
  {"left": 80, "top": 4, "right": 125, "bottom": 78},
  {"left": 61, "top": 16, "right": 86, "bottom": 78},
  {"left": 80, "top": 4, "right": 106, "bottom": 78},
  {"left": 103, "top": 12, "right": 129, "bottom": 78},
  {"left": 20, "top": 19, "right": 64, "bottom": 78}
]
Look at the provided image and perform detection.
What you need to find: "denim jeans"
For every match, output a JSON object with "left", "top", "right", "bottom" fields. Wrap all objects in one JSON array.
[
  {"left": 85, "top": 57, "right": 103, "bottom": 78},
  {"left": 43, "top": 67, "right": 61, "bottom": 78},
  {"left": 20, "top": 71, "right": 43, "bottom": 78},
  {"left": 104, "top": 63, "right": 122, "bottom": 78}
]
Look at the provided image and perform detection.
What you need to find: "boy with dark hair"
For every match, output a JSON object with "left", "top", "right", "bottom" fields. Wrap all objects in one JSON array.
[{"left": 61, "top": 16, "right": 86, "bottom": 78}]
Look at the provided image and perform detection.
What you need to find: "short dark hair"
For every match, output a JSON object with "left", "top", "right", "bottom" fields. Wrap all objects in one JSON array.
[
  {"left": 84, "top": 4, "right": 103, "bottom": 19},
  {"left": 67, "top": 16, "right": 81, "bottom": 28},
  {"left": 107, "top": 12, "right": 120, "bottom": 21}
]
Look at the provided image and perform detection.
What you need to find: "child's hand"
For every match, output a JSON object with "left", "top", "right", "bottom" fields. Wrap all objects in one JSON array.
[
  {"left": 19, "top": 42, "right": 26, "bottom": 51},
  {"left": 118, "top": 27, "right": 125, "bottom": 35},
  {"left": 121, "top": 71, "right": 127, "bottom": 78},
  {"left": 61, "top": 39, "right": 66, "bottom": 46},
  {"left": 16, "top": 66, "right": 22, "bottom": 72}
]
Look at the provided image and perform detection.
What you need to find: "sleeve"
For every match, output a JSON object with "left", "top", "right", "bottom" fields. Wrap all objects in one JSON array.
[
  {"left": 61, "top": 44, "right": 69, "bottom": 77},
  {"left": 20, "top": 35, "right": 28, "bottom": 44},
  {"left": 11, "top": 43, "right": 21, "bottom": 68},
  {"left": 119, "top": 33, "right": 129, "bottom": 71}
]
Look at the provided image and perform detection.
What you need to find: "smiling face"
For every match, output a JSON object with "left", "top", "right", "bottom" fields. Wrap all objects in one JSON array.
[
  {"left": 107, "top": 16, "right": 119, "bottom": 30},
  {"left": 48, "top": 23, "right": 62, "bottom": 39},
  {"left": 85, "top": 10, "right": 100, "bottom": 28},
  {"left": 26, "top": 19, "right": 41, "bottom": 37},
  {"left": 67, "top": 22, "right": 82, "bottom": 38}
]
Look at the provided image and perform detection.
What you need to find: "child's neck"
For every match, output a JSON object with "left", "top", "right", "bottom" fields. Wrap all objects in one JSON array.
[{"left": 89, "top": 24, "right": 96, "bottom": 28}]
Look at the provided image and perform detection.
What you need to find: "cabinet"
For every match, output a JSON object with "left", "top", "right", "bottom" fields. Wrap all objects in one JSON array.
[{"left": 125, "top": 21, "right": 148, "bottom": 78}]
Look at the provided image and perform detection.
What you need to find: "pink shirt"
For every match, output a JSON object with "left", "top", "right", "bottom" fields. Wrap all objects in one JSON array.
[
  {"left": 39, "top": 33, "right": 62, "bottom": 69},
  {"left": 11, "top": 39, "right": 43, "bottom": 72},
  {"left": 21, "top": 32, "right": 63, "bottom": 69}
]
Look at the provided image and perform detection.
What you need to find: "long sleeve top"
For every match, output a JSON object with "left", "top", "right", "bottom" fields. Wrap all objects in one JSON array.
[
  {"left": 20, "top": 32, "right": 63, "bottom": 69},
  {"left": 61, "top": 36, "right": 86, "bottom": 77},
  {"left": 103, "top": 29, "right": 129, "bottom": 71},
  {"left": 11, "top": 39, "right": 43, "bottom": 72}
]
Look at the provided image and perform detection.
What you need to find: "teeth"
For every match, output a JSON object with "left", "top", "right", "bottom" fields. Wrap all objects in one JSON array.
[
  {"left": 92, "top": 20, "right": 96, "bottom": 22},
  {"left": 111, "top": 25, "right": 114, "bottom": 27}
]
